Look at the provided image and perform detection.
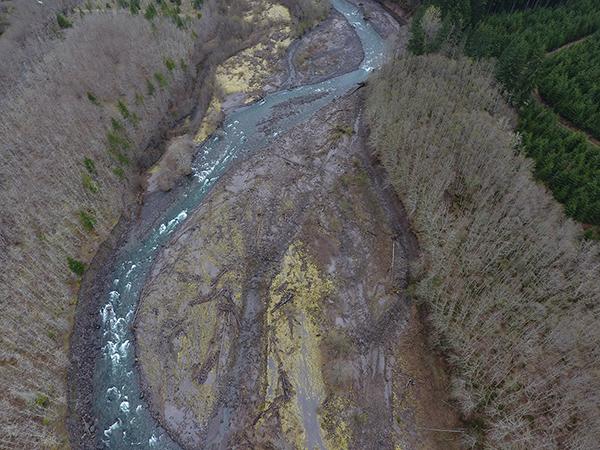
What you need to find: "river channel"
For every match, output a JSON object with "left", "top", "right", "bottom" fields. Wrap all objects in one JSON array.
[{"left": 94, "top": 0, "right": 387, "bottom": 447}]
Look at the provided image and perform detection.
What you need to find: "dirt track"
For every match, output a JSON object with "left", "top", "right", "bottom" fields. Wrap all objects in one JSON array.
[{"left": 534, "top": 35, "right": 600, "bottom": 148}]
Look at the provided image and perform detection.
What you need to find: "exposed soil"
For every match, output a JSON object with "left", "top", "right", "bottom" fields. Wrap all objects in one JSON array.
[
  {"left": 67, "top": 6, "right": 379, "bottom": 448},
  {"left": 547, "top": 34, "right": 594, "bottom": 56},
  {"left": 135, "top": 90, "right": 461, "bottom": 449}
]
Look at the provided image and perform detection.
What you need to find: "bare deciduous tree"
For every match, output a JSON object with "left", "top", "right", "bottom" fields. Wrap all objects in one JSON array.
[{"left": 367, "top": 54, "right": 600, "bottom": 449}]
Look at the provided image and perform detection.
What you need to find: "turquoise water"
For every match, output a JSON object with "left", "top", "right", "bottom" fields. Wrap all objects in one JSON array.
[{"left": 93, "top": 0, "right": 386, "bottom": 447}]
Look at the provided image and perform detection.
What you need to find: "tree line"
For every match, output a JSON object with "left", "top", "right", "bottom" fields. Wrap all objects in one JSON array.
[
  {"left": 409, "top": 0, "right": 600, "bottom": 227},
  {"left": 366, "top": 53, "right": 600, "bottom": 449},
  {"left": 519, "top": 102, "right": 600, "bottom": 225}
]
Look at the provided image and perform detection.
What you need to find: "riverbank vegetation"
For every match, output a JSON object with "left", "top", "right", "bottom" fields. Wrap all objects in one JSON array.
[
  {"left": 0, "top": 9, "right": 198, "bottom": 448},
  {"left": 367, "top": 53, "right": 600, "bottom": 449},
  {"left": 0, "top": 0, "right": 324, "bottom": 446}
]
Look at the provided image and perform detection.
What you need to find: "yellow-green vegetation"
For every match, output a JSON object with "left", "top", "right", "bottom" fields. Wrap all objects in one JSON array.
[
  {"left": 260, "top": 241, "right": 351, "bottom": 449},
  {"left": 193, "top": 96, "right": 222, "bottom": 144},
  {"left": 328, "top": 123, "right": 354, "bottom": 144},
  {"left": 216, "top": 1, "right": 292, "bottom": 100},
  {"left": 319, "top": 394, "right": 352, "bottom": 449}
]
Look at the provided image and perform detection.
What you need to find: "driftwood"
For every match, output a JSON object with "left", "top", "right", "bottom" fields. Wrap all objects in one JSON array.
[{"left": 272, "top": 292, "right": 294, "bottom": 312}]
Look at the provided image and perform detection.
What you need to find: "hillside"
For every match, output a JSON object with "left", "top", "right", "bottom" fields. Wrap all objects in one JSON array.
[
  {"left": 367, "top": 53, "right": 600, "bottom": 448},
  {"left": 0, "top": 0, "right": 323, "bottom": 447},
  {"left": 385, "top": 1, "right": 600, "bottom": 446}
]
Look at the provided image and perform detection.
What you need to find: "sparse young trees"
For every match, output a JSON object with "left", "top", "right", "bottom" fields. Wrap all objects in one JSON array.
[{"left": 366, "top": 54, "right": 600, "bottom": 449}]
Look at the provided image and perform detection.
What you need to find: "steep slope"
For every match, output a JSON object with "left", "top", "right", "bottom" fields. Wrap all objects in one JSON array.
[{"left": 0, "top": 0, "right": 318, "bottom": 446}]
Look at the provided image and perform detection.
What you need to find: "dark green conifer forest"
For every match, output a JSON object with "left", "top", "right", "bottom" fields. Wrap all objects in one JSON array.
[{"left": 409, "top": 0, "right": 600, "bottom": 227}]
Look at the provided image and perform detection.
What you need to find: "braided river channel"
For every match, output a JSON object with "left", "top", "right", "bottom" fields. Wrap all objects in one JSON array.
[{"left": 94, "top": 0, "right": 386, "bottom": 446}]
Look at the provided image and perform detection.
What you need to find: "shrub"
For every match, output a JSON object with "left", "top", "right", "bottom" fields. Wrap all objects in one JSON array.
[
  {"left": 109, "top": 149, "right": 130, "bottom": 165},
  {"left": 82, "top": 173, "right": 99, "bottom": 193},
  {"left": 146, "top": 78, "right": 156, "bottom": 96},
  {"left": 154, "top": 71, "right": 168, "bottom": 88},
  {"left": 134, "top": 92, "right": 144, "bottom": 105},
  {"left": 583, "top": 226, "right": 600, "bottom": 241},
  {"left": 110, "top": 117, "right": 124, "bottom": 131},
  {"left": 78, "top": 209, "right": 96, "bottom": 231},
  {"left": 129, "top": 111, "right": 140, "bottom": 126},
  {"left": 113, "top": 166, "right": 125, "bottom": 179},
  {"left": 34, "top": 394, "right": 50, "bottom": 408},
  {"left": 172, "top": 14, "right": 185, "bottom": 29},
  {"left": 329, "top": 123, "right": 353, "bottom": 143},
  {"left": 67, "top": 257, "right": 86, "bottom": 276},
  {"left": 117, "top": 100, "right": 130, "bottom": 120},
  {"left": 164, "top": 57, "right": 176, "bottom": 72},
  {"left": 56, "top": 13, "right": 72, "bottom": 29},
  {"left": 129, "top": 0, "right": 141, "bottom": 15},
  {"left": 144, "top": 4, "right": 157, "bottom": 20},
  {"left": 107, "top": 126, "right": 130, "bottom": 152},
  {"left": 83, "top": 157, "right": 96, "bottom": 175},
  {"left": 86, "top": 91, "right": 100, "bottom": 105}
]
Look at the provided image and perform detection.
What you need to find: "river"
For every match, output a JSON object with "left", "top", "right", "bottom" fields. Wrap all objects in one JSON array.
[{"left": 94, "top": 0, "right": 387, "bottom": 447}]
